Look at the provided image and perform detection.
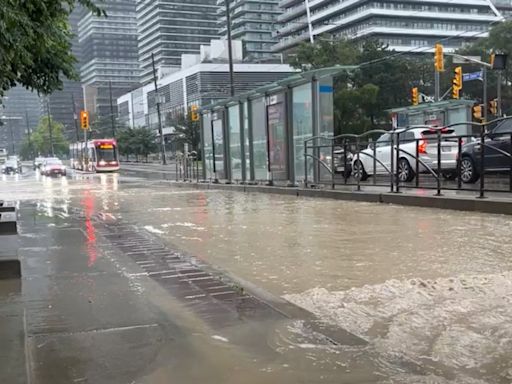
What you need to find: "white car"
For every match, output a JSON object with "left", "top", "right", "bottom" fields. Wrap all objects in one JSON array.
[{"left": 352, "top": 128, "right": 459, "bottom": 182}]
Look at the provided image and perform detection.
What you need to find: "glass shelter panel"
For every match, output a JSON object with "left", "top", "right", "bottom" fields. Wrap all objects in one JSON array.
[
  {"left": 267, "top": 102, "right": 287, "bottom": 180},
  {"left": 292, "top": 83, "right": 313, "bottom": 181},
  {"left": 228, "top": 105, "right": 242, "bottom": 180},
  {"left": 250, "top": 97, "right": 268, "bottom": 180},
  {"left": 243, "top": 102, "right": 250, "bottom": 180},
  {"left": 202, "top": 113, "right": 213, "bottom": 179},
  {"left": 212, "top": 117, "right": 225, "bottom": 179}
]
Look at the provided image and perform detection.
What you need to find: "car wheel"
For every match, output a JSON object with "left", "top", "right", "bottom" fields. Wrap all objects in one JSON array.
[
  {"left": 460, "top": 156, "right": 479, "bottom": 184},
  {"left": 397, "top": 158, "right": 415, "bottom": 182},
  {"left": 442, "top": 172, "right": 457, "bottom": 181},
  {"left": 352, "top": 160, "right": 368, "bottom": 181}
]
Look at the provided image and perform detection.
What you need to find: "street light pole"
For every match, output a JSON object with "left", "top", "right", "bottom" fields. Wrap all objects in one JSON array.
[
  {"left": 25, "top": 110, "right": 32, "bottom": 158},
  {"left": 151, "top": 52, "right": 167, "bottom": 165},
  {"left": 71, "top": 93, "right": 80, "bottom": 142},
  {"left": 109, "top": 80, "right": 116, "bottom": 138},
  {"left": 224, "top": 0, "right": 235, "bottom": 97}
]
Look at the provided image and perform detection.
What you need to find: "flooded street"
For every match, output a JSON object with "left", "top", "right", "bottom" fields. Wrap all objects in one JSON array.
[{"left": 2, "top": 169, "right": 512, "bottom": 383}]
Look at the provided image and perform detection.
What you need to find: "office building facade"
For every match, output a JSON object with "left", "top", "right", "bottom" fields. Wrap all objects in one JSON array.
[
  {"left": 137, "top": 0, "right": 220, "bottom": 85},
  {"left": 1, "top": 87, "right": 42, "bottom": 155},
  {"left": 217, "top": 0, "right": 282, "bottom": 60},
  {"left": 77, "top": 0, "right": 140, "bottom": 125},
  {"left": 273, "top": 0, "right": 503, "bottom": 53}
]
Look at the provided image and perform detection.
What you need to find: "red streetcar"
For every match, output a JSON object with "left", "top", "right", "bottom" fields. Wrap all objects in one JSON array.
[{"left": 69, "top": 139, "right": 120, "bottom": 172}]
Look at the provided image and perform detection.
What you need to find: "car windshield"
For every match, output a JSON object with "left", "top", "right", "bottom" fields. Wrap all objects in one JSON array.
[{"left": 45, "top": 159, "right": 62, "bottom": 165}]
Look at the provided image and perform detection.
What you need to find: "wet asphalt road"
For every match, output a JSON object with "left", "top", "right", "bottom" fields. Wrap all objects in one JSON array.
[{"left": 2, "top": 166, "right": 512, "bottom": 383}]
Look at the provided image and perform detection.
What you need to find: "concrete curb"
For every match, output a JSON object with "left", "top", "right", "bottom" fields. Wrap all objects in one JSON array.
[
  {"left": 168, "top": 181, "right": 512, "bottom": 215},
  {"left": 0, "top": 234, "right": 21, "bottom": 280}
]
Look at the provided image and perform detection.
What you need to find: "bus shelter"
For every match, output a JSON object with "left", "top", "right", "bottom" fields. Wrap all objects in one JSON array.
[{"left": 200, "top": 66, "right": 356, "bottom": 185}]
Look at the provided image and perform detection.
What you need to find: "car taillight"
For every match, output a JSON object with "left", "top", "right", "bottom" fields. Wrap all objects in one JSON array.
[{"left": 418, "top": 139, "right": 427, "bottom": 154}]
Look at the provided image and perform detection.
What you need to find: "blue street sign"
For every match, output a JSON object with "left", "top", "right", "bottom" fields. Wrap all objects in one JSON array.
[{"left": 463, "top": 71, "right": 483, "bottom": 82}]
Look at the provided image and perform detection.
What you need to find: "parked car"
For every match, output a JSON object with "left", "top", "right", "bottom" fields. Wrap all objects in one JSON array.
[
  {"left": 33, "top": 157, "right": 45, "bottom": 170},
  {"left": 41, "top": 158, "right": 66, "bottom": 177},
  {"left": 1, "top": 159, "right": 20, "bottom": 174},
  {"left": 332, "top": 146, "right": 352, "bottom": 177},
  {"left": 352, "top": 128, "right": 459, "bottom": 182},
  {"left": 459, "top": 120, "right": 512, "bottom": 183}
]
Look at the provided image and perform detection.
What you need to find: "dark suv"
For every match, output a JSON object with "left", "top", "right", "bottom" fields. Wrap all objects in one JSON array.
[{"left": 459, "top": 120, "right": 512, "bottom": 183}]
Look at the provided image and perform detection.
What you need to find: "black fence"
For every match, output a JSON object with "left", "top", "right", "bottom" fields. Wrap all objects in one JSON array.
[{"left": 304, "top": 117, "right": 512, "bottom": 198}]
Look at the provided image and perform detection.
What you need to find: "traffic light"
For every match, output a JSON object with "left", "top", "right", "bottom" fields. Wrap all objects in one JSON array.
[
  {"left": 473, "top": 105, "right": 482, "bottom": 120},
  {"left": 80, "top": 110, "right": 89, "bottom": 129},
  {"left": 452, "top": 66, "right": 463, "bottom": 99},
  {"left": 411, "top": 87, "right": 419, "bottom": 106},
  {"left": 190, "top": 105, "right": 199, "bottom": 122},
  {"left": 434, "top": 44, "right": 444, "bottom": 72},
  {"left": 489, "top": 99, "right": 498, "bottom": 115}
]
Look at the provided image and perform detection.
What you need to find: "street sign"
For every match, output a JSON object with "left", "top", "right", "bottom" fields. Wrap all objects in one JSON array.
[
  {"left": 463, "top": 71, "right": 483, "bottom": 82},
  {"left": 453, "top": 56, "right": 481, "bottom": 64}
]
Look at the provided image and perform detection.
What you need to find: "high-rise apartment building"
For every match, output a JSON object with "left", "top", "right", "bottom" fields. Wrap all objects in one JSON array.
[
  {"left": 273, "top": 0, "right": 503, "bottom": 53},
  {"left": 77, "top": 0, "right": 140, "bottom": 124},
  {"left": 1, "top": 87, "right": 42, "bottom": 155},
  {"left": 137, "top": 0, "right": 219, "bottom": 85},
  {"left": 48, "top": 8, "right": 84, "bottom": 141},
  {"left": 217, "top": 0, "right": 282, "bottom": 60}
]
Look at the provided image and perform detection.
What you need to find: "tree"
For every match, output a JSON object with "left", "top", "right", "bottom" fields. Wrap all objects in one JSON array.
[
  {"left": 0, "top": 1, "right": 103, "bottom": 100},
  {"left": 166, "top": 111, "right": 200, "bottom": 152},
  {"left": 25, "top": 116, "right": 69, "bottom": 157},
  {"left": 291, "top": 37, "right": 437, "bottom": 134},
  {"left": 116, "top": 127, "right": 157, "bottom": 162}
]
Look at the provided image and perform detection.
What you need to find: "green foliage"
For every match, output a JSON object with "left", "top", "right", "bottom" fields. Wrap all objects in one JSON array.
[
  {"left": 457, "top": 20, "right": 512, "bottom": 115},
  {"left": 0, "top": 1, "right": 103, "bottom": 100},
  {"left": 117, "top": 127, "right": 158, "bottom": 161},
  {"left": 166, "top": 112, "right": 200, "bottom": 152},
  {"left": 21, "top": 116, "right": 69, "bottom": 157},
  {"left": 291, "top": 37, "right": 430, "bottom": 134}
]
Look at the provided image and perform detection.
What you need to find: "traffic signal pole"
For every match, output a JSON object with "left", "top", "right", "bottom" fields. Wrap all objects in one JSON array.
[
  {"left": 483, "top": 66, "right": 488, "bottom": 123},
  {"left": 151, "top": 52, "right": 167, "bottom": 165},
  {"left": 434, "top": 71, "right": 440, "bottom": 102}
]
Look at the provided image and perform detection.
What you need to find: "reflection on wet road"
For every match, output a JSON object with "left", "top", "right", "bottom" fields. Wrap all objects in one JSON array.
[{"left": 2, "top": 168, "right": 512, "bottom": 383}]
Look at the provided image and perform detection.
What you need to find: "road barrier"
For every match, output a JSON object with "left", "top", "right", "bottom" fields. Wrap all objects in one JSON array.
[{"left": 304, "top": 117, "right": 512, "bottom": 198}]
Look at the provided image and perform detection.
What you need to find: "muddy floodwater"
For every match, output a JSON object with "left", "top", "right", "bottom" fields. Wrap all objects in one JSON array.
[{"left": 2, "top": 171, "right": 512, "bottom": 383}]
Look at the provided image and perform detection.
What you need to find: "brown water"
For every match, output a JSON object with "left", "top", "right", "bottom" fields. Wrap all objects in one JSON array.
[{"left": 3, "top": 170, "right": 512, "bottom": 383}]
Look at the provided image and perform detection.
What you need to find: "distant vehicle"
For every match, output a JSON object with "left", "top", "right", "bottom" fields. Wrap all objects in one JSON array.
[
  {"left": 69, "top": 139, "right": 120, "bottom": 172},
  {"left": 0, "top": 148, "right": 7, "bottom": 165},
  {"left": 459, "top": 120, "right": 512, "bottom": 183},
  {"left": 352, "top": 128, "right": 459, "bottom": 182},
  {"left": 33, "top": 157, "right": 45, "bottom": 170},
  {"left": 6, "top": 156, "right": 22, "bottom": 173},
  {"left": 41, "top": 158, "right": 66, "bottom": 177},
  {"left": 2, "top": 159, "right": 19, "bottom": 174}
]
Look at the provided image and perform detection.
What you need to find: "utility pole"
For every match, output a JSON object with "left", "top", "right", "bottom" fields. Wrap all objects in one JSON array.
[
  {"left": 25, "top": 110, "right": 32, "bottom": 158},
  {"left": 71, "top": 93, "right": 80, "bottom": 142},
  {"left": 9, "top": 122, "right": 14, "bottom": 155},
  {"left": 304, "top": 0, "right": 314, "bottom": 44},
  {"left": 151, "top": 52, "right": 167, "bottom": 165},
  {"left": 109, "top": 80, "right": 116, "bottom": 138},
  {"left": 497, "top": 71, "right": 502, "bottom": 117},
  {"left": 224, "top": 0, "right": 235, "bottom": 97},
  {"left": 483, "top": 66, "right": 488, "bottom": 123},
  {"left": 46, "top": 99, "right": 54, "bottom": 156}
]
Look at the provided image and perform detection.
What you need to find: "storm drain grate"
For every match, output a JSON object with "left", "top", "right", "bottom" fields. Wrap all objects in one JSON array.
[{"left": 96, "top": 219, "right": 284, "bottom": 328}]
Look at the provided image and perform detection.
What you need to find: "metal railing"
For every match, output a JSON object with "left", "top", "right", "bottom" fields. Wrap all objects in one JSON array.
[
  {"left": 175, "top": 154, "right": 201, "bottom": 183},
  {"left": 304, "top": 117, "right": 512, "bottom": 198}
]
